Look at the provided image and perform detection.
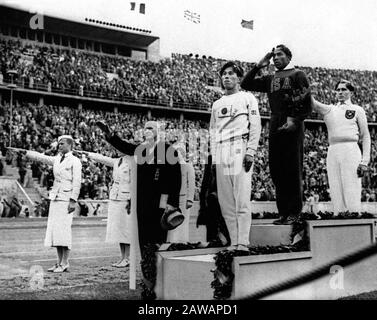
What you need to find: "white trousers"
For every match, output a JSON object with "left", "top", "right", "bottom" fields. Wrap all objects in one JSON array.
[
  {"left": 167, "top": 196, "right": 190, "bottom": 243},
  {"left": 327, "top": 142, "right": 361, "bottom": 215},
  {"left": 215, "top": 139, "right": 252, "bottom": 246}
]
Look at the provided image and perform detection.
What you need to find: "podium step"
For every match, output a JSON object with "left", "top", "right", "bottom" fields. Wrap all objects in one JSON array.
[{"left": 250, "top": 224, "right": 293, "bottom": 246}]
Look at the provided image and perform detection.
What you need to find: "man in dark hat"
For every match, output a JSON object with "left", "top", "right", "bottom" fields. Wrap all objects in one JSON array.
[
  {"left": 96, "top": 120, "right": 181, "bottom": 299},
  {"left": 241, "top": 45, "right": 312, "bottom": 225},
  {"left": 210, "top": 61, "right": 261, "bottom": 250}
]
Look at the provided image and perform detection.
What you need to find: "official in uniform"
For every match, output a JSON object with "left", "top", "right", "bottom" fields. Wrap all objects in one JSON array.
[
  {"left": 210, "top": 61, "right": 262, "bottom": 250},
  {"left": 76, "top": 150, "right": 131, "bottom": 267},
  {"left": 241, "top": 45, "right": 312, "bottom": 225},
  {"left": 96, "top": 120, "right": 181, "bottom": 299},
  {"left": 9, "top": 135, "right": 82, "bottom": 273},
  {"left": 167, "top": 143, "right": 195, "bottom": 243},
  {"left": 311, "top": 80, "right": 371, "bottom": 215}
]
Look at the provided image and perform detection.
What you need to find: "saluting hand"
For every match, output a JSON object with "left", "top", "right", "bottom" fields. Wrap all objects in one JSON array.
[{"left": 257, "top": 48, "right": 275, "bottom": 69}]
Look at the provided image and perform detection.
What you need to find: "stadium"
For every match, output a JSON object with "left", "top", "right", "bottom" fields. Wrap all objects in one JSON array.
[{"left": 1, "top": 0, "right": 377, "bottom": 304}]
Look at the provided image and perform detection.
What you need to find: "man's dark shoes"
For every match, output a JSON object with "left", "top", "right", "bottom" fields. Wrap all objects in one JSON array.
[{"left": 273, "top": 216, "right": 287, "bottom": 225}]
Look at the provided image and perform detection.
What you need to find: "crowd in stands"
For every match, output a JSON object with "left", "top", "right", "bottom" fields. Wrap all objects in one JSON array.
[
  {"left": 1, "top": 36, "right": 377, "bottom": 217},
  {"left": 1, "top": 101, "right": 377, "bottom": 210},
  {"left": 1, "top": 38, "right": 377, "bottom": 119}
]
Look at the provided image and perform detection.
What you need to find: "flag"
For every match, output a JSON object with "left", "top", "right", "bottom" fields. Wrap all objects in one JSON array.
[
  {"left": 130, "top": 2, "right": 145, "bottom": 14},
  {"left": 139, "top": 3, "right": 145, "bottom": 14},
  {"left": 184, "top": 10, "right": 200, "bottom": 24},
  {"left": 241, "top": 19, "right": 253, "bottom": 30}
]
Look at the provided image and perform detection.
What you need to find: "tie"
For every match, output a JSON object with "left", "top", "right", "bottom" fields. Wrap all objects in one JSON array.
[
  {"left": 60, "top": 154, "right": 65, "bottom": 163},
  {"left": 118, "top": 158, "right": 123, "bottom": 167}
]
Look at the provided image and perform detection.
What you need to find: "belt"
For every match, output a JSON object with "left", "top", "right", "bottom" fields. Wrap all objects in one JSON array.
[
  {"left": 218, "top": 133, "right": 249, "bottom": 144},
  {"left": 329, "top": 139, "right": 358, "bottom": 146}
]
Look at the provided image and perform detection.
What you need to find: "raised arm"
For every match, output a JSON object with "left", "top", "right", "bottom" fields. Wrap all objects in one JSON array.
[
  {"left": 26, "top": 150, "right": 55, "bottom": 166},
  {"left": 85, "top": 151, "right": 117, "bottom": 167},
  {"left": 241, "top": 50, "right": 274, "bottom": 93},
  {"left": 96, "top": 121, "right": 137, "bottom": 156},
  {"left": 311, "top": 96, "right": 332, "bottom": 116}
]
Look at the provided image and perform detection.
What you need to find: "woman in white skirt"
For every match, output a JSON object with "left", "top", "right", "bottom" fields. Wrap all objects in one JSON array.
[
  {"left": 77, "top": 150, "right": 131, "bottom": 267},
  {"left": 8, "top": 136, "right": 82, "bottom": 273}
]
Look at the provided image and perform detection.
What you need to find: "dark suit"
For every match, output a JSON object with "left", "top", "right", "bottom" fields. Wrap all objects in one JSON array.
[{"left": 107, "top": 134, "right": 181, "bottom": 251}]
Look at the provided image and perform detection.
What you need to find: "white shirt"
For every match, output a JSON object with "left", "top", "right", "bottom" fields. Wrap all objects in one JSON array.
[
  {"left": 314, "top": 99, "right": 371, "bottom": 165},
  {"left": 209, "top": 91, "right": 261, "bottom": 156}
]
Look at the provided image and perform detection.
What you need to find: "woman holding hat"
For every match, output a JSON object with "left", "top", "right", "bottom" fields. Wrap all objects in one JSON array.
[
  {"left": 8, "top": 135, "right": 82, "bottom": 273},
  {"left": 75, "top": 149, "right": 131, "bottom": 267}
]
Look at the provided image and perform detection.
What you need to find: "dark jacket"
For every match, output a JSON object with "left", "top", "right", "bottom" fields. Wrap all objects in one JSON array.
[
  {"left": 106, "top": 134, "right": 181, "bottom": 249},
  {"left": 197, "top": 155, "right": 230, "bottom": 245}
]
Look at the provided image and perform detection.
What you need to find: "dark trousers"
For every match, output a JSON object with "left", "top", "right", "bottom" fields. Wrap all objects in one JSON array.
[
  {"left": 137, "top": 206, "right": 167, "bottom": 252},
  {"left": 269, "top": 130, "right": 304, "bottom": 217}
]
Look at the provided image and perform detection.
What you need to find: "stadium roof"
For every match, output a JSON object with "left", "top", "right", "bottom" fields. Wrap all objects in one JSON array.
[{"left": 0, "top": 4, "right": 159, "bottom": 48}]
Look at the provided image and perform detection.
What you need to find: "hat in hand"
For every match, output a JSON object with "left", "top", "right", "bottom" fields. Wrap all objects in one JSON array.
[{"left": 160, "top": 207, "right": 184, "bottom": 230}]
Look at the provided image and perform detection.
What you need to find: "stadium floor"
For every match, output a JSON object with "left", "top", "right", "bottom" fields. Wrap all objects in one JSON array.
[
  {"left": 0, "top": 216, "right": 206, "bottom": 300},
  {"left": 1, "top": 217, "right": 376, "bottom": 300}
]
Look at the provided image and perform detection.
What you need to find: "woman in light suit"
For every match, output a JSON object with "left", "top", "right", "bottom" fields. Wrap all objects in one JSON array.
[
  {"left": 77, "top": 150, "right": 131, "bottom": 267},
  {"left": 8, "top": 135, "right": 82, "bottom": 273},
  {"left": 167, "top": 144, "right": 195, "bottom": 243}
]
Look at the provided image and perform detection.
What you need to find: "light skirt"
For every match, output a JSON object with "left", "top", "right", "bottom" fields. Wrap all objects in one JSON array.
[
  {"left": 106, "top": 200, "right": 130, "bottom": 244},
  {"left": 44, "top": 201, "right": 73, "bottom": 249}
]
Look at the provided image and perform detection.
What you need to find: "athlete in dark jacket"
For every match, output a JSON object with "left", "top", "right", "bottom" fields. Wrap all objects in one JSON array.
[{"left": 241, "top": 45, "right": 312, "bottom": 224}]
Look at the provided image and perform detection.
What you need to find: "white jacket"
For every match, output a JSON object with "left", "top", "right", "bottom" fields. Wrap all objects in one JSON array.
[
  {"left": 27, "top": 151, "right": 82, "bottom": 202},
  {"left": 86, "top": 152, "right": 131, "bottom": 201},
  {"left": 176, "top": 152, "right": 195, "bottom": 201},
  {"left": 180, "top": 162, "right": 195, "bottom": 203}
]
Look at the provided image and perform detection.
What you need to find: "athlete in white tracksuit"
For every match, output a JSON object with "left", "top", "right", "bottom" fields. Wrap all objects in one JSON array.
[
  {"left": 312, "top": 80, "right": 371, "bottom": 215},
  {"left": 210, "top": 61, "right": 261, "bottom": 249}
]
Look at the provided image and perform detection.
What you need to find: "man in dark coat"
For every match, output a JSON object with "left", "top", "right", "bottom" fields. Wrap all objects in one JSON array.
[
  {"left": 241, "top": 45, "right": 312, "bottom": 224},
  {"left": 96, "top": 120, "right": 181, "bottom": 299}
]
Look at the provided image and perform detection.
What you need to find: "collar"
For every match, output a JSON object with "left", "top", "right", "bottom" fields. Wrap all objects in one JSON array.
[
  {"left": 336, "top": 99, "right": 352, "bottom": 107},
  {"left": 282, "top": 61, "right": 295, "bottom": 70},
  {"left": 61, "top": 151, "right": 72, "bottom": 157}
]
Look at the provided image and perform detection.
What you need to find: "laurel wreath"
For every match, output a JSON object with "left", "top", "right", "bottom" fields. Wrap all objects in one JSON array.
[
  {"left": 140, "top": 211, "right": 375, "bottom": 300},
  {"left": 211, "top": 211, "right": 374, "bottom": 300}
]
